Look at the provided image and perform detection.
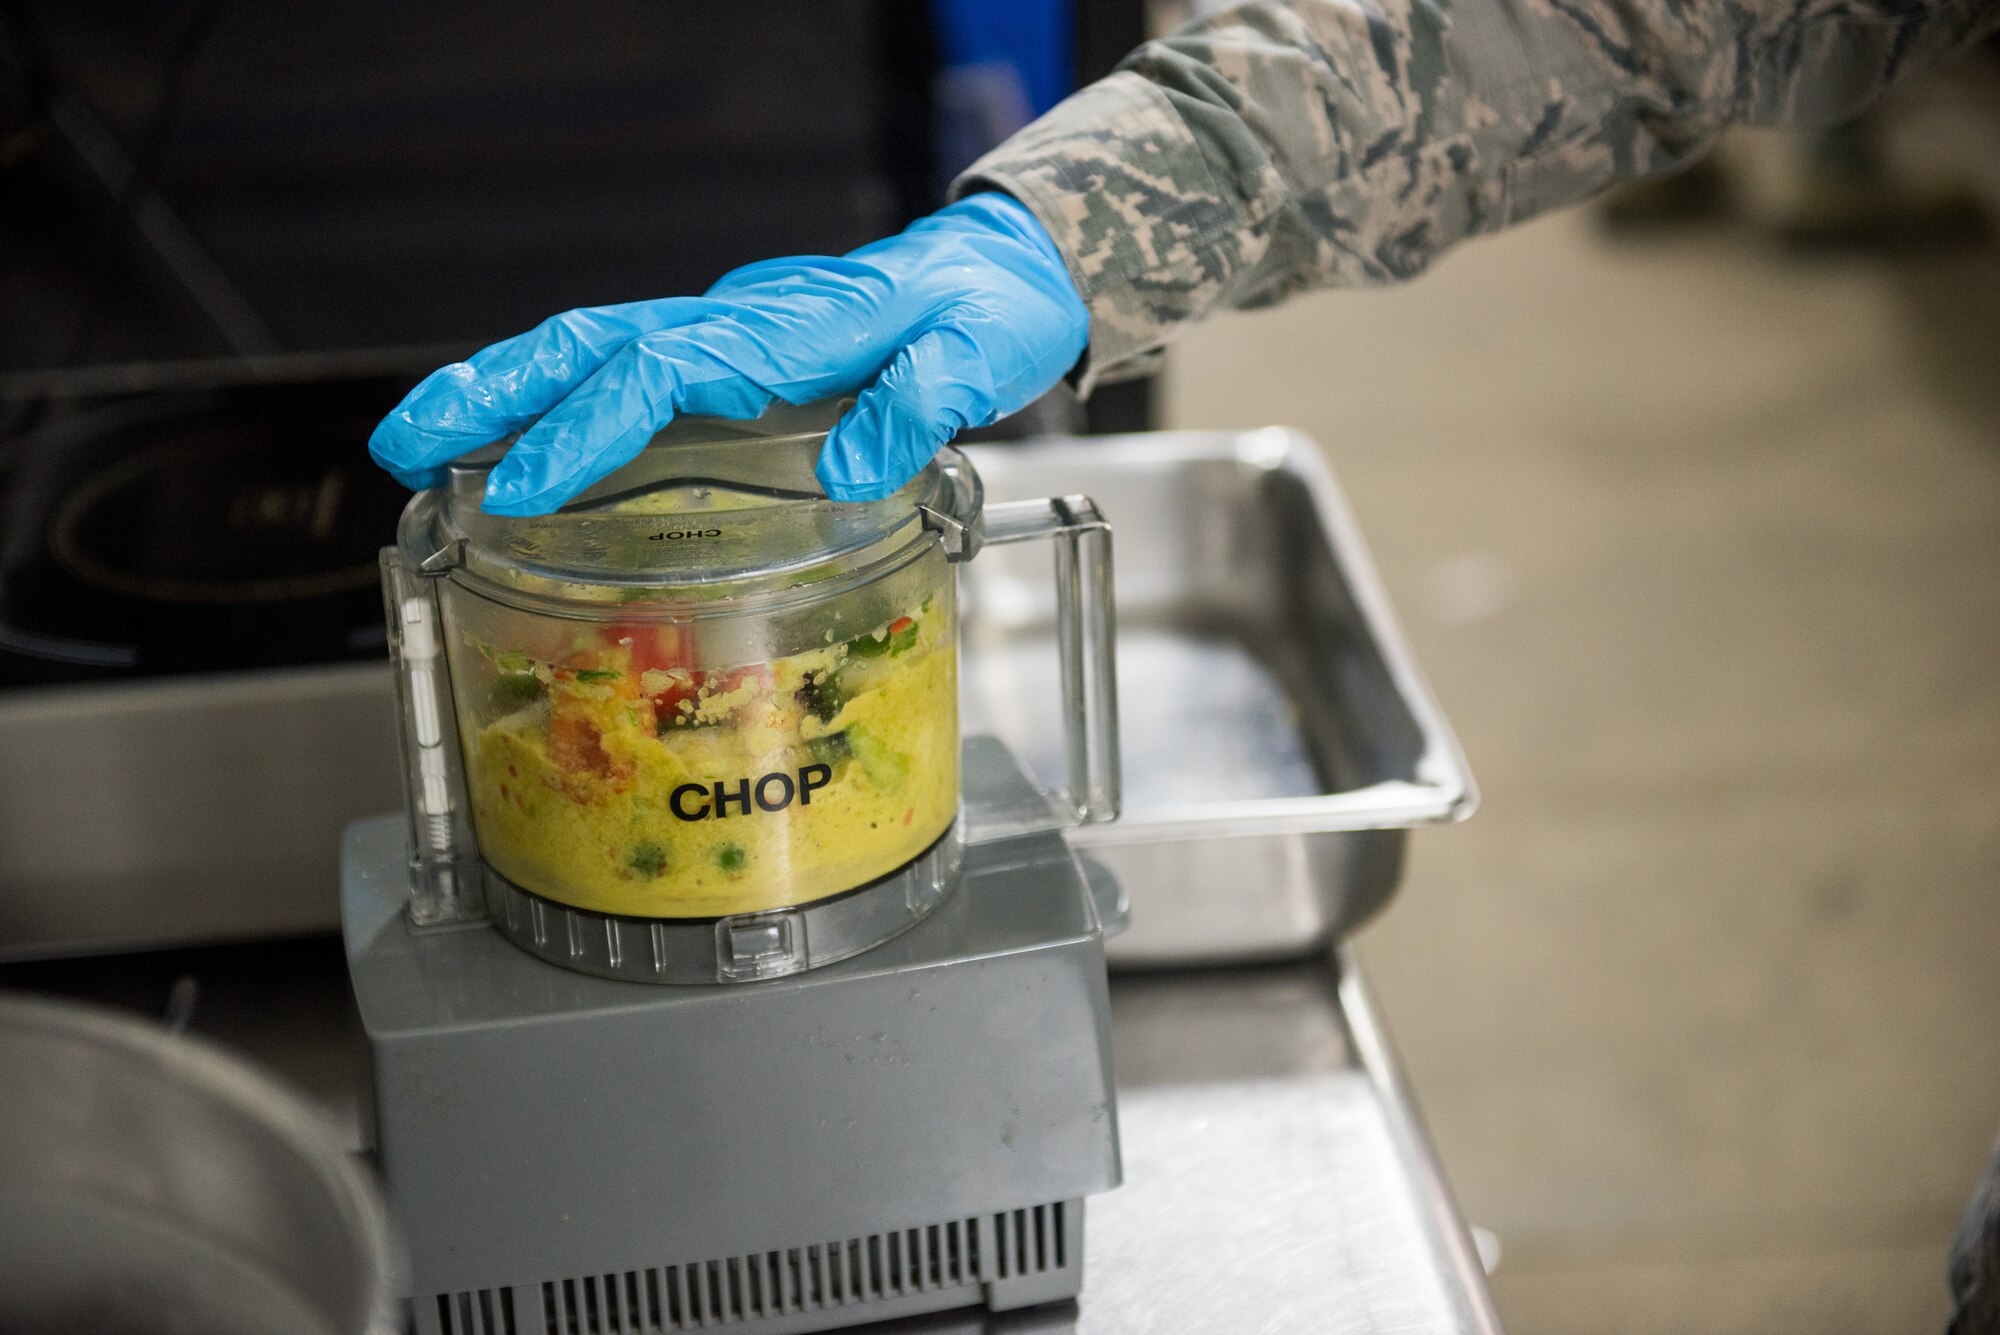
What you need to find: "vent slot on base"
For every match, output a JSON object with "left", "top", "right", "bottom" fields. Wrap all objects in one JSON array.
[{"left": 415, "top": 1201, "right": 1082, "bottom": 1335}]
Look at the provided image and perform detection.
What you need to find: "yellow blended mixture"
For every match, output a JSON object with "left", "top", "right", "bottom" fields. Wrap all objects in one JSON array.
[{"left": 463, "top": 605, "right": 957, "bottom": 917}]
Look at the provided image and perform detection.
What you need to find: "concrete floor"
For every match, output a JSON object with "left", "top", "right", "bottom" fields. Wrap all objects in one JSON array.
[{"left": 1158, "top": 122, "right": 2000, "bottom": 1332}]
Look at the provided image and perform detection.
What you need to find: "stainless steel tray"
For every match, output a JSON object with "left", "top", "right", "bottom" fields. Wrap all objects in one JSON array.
[
  {"left": 0, "top": 665, "right": 402, "bottom": 960},
  {"left": 962, "top": 432, "right": 1475, "bottom": 966}
]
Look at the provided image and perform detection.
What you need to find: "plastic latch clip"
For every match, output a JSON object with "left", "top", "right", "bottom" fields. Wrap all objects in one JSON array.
[{"left": 715, "top": 910, "right": 808, "bottom": 982}]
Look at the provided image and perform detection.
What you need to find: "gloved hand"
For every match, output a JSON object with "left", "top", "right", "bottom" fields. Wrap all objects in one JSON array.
[{"left": 368, "top": 192, "right": 1088, "bottom": 513}]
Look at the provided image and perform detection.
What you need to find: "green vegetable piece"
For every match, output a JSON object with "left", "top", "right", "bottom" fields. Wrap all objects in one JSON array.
[
  {"left": 850, "top": 617, "right": 920, "bottom": 659},
  {"left": 716, "top": 844, "right": 747, "bottom": 874},
  {"left": 796, "top": 669, "right": 846, "bottom": 723},
  {"left": 807, "top": 732, "right": 852, "bottom": 766},
  {"left": 846, "top": 724, "right": 910, "bottom": 792},
  {"left": 573, "top": 668, "right": 622, "bottom": 683},
  {"left": 493, "top": 649, "right": 533, "bottom": 672},
  {"left": 627, "top": 842, "right": 667, "bottom": 879},
  {"left": 493, "top": 671, "right": 543, "bottom": 709}
]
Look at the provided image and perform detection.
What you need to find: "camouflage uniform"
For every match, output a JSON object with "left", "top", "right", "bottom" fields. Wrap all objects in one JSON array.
[
  {"left": 1956, "top": 1136, "right": 2000, "bottom": 1333},
  {"left": 954, "top": 0, "right": 1997, "bottom": 392},
  {"left": 958, "top": 0, "right": 1999, "bottom": 1326}
]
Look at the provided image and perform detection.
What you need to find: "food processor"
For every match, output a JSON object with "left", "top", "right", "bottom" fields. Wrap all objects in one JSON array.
[{"left": 342, "top": 403, "right": 1125, "bottom": 1333}]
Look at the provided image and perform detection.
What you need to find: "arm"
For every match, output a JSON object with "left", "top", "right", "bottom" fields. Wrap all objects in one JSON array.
[
  {"left": 959, "top": 0, "right": 1997, "bottom": 387},
  {"left": 371, "top": 0, "right": 1992, "bottom": 511}
]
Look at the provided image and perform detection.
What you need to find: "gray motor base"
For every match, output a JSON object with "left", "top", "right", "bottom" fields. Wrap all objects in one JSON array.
[{"left": 341, "top": 748, "right": 1123, "bottom": 1335}]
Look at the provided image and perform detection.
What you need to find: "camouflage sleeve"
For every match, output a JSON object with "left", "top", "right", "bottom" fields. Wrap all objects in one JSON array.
[{"left": 952, "top": 0, "right": 1997, "bottom": 388}]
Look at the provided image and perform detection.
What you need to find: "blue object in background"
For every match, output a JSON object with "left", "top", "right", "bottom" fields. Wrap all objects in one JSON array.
[
  {"left": 930, "top": 0, "right": 1074, "bottom": 183},
  {"left": 931, "top": 0, "right": 1074, "bottom": 118}
]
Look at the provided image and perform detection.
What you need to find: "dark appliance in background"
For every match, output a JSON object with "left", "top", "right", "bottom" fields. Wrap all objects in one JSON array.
[
  {"left": 0, "top": 0, "right": 1147, "bottom": 959},
  {"left": 2, "top": 2, "right": 936, "bottom": 366},
  {"left": 0, "top": 367, "right": 418, "bottom": 687}
]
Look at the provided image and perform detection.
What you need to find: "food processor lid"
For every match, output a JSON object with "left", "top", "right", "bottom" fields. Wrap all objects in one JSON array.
[{"left": 401, "top": 400, "right": 984, "bottom": 603}]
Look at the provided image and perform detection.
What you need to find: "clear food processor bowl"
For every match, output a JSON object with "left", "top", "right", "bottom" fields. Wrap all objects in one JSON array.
[{"left": 380, "top": 403, "right": 1117, "bottom": 983}]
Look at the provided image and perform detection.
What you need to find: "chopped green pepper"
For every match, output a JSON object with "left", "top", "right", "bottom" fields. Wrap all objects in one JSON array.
[
  {"left": 573, "top": 668, "right": 622, "bottom": 684},
  {"left": 807, "top": 732, "right": 852, "bottom": 765},
  {"left": 847, "top": 616, "right": 918, "bottom": 659},
  {"left": 846, "top": 724, "right": 909, "bottom": 791},
  {"left": 492, "top": 671, "right": 543, "bottom": 709},
  {"left": 656, "top": 710, "right": 702, "bottom": 736},
  {"left": 627, "top": 842, "right": 667, "bottom": 878},
  {"left": 796, "top": 669, "right": 846, "bottom": 723}
]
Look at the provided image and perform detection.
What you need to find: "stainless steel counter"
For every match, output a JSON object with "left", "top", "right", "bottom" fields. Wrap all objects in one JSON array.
[
  {"left": 850, "top": 953, "right": 1501, "bottom": 1334},
  {"left": 1079, "top": 956, "right": 1499, "bottom": 1335},
  {"left": 0, "top": 939, "right": 1500, "bottom": 1335}
]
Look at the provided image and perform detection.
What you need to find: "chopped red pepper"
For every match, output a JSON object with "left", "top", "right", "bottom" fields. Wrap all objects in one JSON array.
[
  {"left": 650, "top": 683, "right": 701, "bottom": 727},
  {"left": 549, "top": 716, "right": 616, "bottom": 778},
  {"left": 605, "top": 623, "right": 697, "bottom": 676}
]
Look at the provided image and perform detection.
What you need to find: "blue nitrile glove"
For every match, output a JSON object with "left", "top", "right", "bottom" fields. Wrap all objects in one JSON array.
[{"left": 368, "top": 193, "right": 1088, "bottom": 512}]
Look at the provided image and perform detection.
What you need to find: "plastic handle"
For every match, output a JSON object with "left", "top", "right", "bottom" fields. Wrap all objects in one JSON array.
[
  {"left": 979, "top": 496, "right": 1122, "bottom": 828},
  {"left": 380, "top": 548, "right": 486, "bottom": 926}
]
